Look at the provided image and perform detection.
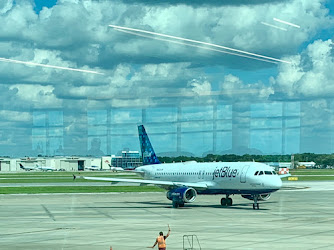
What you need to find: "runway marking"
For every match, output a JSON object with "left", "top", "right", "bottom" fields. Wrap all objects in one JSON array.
[{"left": 41, "top": 204, "right": 56, "bottom": 221}]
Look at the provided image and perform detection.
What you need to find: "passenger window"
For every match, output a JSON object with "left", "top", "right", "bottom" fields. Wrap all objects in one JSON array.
[
  {"left": 255, "top": 171, "right": 259, "bottom": 175},
  {"left": 259, "top": 171, "right": 264, "bottom": 175}
]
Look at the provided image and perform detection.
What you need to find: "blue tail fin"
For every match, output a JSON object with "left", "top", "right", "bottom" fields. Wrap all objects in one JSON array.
[{"left": 138, "top": 125, "right": 161, "bottom": 165}]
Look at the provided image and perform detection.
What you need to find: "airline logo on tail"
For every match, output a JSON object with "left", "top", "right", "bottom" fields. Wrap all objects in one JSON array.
[{"left": 138, "top": 125, "right": 160, "bottom": 165}]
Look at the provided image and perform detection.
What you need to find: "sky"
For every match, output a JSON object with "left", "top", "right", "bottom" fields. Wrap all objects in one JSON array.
[{"left": 0, "top": 0, "right": 333, "bottom": 157}]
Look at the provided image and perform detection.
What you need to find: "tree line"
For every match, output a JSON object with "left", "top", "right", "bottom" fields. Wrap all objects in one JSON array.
[{"left": 158, "top": 153, "right": 334, "bottom": 167}]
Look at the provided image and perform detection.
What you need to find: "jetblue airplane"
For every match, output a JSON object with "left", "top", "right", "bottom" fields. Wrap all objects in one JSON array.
[{"left": 77, "top": 125, "right": 289, "bottom": 209}]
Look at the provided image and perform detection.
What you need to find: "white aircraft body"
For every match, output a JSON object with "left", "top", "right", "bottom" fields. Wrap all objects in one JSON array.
[
  {"left": 35, "top": 164, "right": 56, "bottom": 171},
  {"left": 20, "top": 163, "right": 38, "bottom": 171},
  {"left": 77, "top": 125, "right": 289, "bottom": 209},
  {"left": 110, "top": 166, "right": 125, "bottom": 172},
  {"left": 85, "top": 166, "right": 100, "bottom": 171},
  {"left": 20, "top": 163, "right": 55, "bottom": 171}
]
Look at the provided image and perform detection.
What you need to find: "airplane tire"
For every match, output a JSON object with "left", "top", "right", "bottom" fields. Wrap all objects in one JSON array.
[
  {"left": 221, "top": 198, "right": 227, "bottom": 206},
  {"left": 172, "top": 201, "right": 179, "bottom": 208},
  {"left": 227, "top": 198, "right": 233, "bottom": 206},
  {"left": 257, "top": 204, "right": 259, "bottom": 210},
  {"left": 253, "top": 204, "right": 255, "bottom": 210},
  {"left": 179, "top": 202, "right": 185, "bottom": 207}
]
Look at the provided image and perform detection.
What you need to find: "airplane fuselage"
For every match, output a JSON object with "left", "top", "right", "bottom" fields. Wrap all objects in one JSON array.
[{"left": 137, "top": 161, "right": 282, "bottom": 195}]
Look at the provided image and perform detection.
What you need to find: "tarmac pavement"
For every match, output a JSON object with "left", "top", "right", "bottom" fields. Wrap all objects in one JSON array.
[{"left": 1, "top": 181, "right": 334, "bottom": 250}]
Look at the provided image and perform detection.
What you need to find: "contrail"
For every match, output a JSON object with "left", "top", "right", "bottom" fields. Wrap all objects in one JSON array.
[
  {"left": 109, "top": 24, "right": 291, "bottom": 64},
  {"left": 116, "top": 28, "right": 278, "bottom": 64},
  {"left": 261, "top": 22, "right": 287, "bottom": 31},
  {"left": 0, "top": 57, "right": 104, "bottom": 75},
  {"left": 273, "top": 18, "right": 300, "bottom": 28}
]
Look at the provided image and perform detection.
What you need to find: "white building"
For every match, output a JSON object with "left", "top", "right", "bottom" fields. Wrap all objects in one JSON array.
[{"left": 297, "top": 161, "right": 316, "bottom": 168}]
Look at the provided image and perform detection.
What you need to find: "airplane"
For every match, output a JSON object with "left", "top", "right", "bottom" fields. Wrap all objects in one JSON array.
[
  {"left": 19, "top": 163, "right": 38, "bottom": 171},
  {"left": 84, "top": 165, "right": 100, "bottom": 171},
  {"left": 75, "top": 125, "right": 290, "bottom": 209},
  {"left": 35, "top": 164, "right": 56, "bottom": 171},
  {"left": 110, "top": 166, "right": 126, "bottom": 172}
]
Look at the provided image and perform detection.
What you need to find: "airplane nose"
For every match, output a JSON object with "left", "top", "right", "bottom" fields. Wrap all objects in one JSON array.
[
  {"left": 272, "top": 177, "right": 282, "bottom": 190},
  {"left": 265, "top": 177, "right": 282, "bottom": 190}
]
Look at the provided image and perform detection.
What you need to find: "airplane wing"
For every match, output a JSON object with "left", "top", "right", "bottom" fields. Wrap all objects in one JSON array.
[{"left": 75, "top": 175, "right": 210, "bottom": 189}]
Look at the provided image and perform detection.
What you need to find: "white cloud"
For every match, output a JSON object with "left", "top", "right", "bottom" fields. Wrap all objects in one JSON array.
[
  {"left": 0, "top": 0, "right": 13, "bottom": 14},
  {"left": 188, "top": 78, "right": 212, "bottom": 96},
  {"left": 274, "top": 39, "right": 334, "bottom": 98},
  {"left": 0, "top": 110, "right": 31, "bottom": 122},
  {"left": 220, "top": 74, "right": 274, "bottom": 100},
  {"left": 9, "top": 84, "right": 62, "bottom": 108}
]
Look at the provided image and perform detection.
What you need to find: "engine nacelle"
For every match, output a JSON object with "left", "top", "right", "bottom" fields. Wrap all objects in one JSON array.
[
  {"left": 241, "top": 193, "right": 271, "bottom": 201},
  {"left": 166, "top": 187, "right": 197, "bottom": 203}
]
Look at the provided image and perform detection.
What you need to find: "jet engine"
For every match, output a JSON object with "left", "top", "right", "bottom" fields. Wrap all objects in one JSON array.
[
  {"left": 241, "top": 193, "right": 271, "bottom": 201},
  {"left": 166, "top": 187, "right": 197, "bottom": 203}
]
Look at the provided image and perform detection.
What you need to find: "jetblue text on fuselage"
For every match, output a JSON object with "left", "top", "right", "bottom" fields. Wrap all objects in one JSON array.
[{"left": 212, "top": 167, "right": 238, "bottom": 180}]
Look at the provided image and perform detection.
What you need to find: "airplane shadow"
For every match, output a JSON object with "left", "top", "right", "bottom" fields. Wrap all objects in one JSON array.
[
  {"left": 122, "top": 201, "right": 274, "bottom": 210},
  {"left": 78, "top": 201, "right": 277, "bottom": 211}
]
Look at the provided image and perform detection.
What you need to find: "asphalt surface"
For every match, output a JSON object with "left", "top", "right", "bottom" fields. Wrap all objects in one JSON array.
[{"left": 1, "top": 181, "right": 334, "bottom": 249}]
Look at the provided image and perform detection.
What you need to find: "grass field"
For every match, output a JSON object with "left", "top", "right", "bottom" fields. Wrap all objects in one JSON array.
[
  {"left": 1, "top": 169, "right": 334, "bottom": 194},
  {"left": 0, "top": 185, "right": 164, "bottom": 194},
  {"left": 286, "top": 169, "right": 334, "bottom": 181},
  {"left": 0, "top": 173, "right": 140, "bottom": 183}
]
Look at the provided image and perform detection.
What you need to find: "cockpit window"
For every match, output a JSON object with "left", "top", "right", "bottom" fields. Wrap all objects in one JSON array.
[
  {"left": 254, "top": 171, "right": 259, "bottom": 175},
  {"left": 272, "top": 171, "right": 277, "bottom": 175},
  {"left": 259, "top": 171, "right": 264, "bottom": 175},
  {"left": 265, "top": 171, "right": 272, "bottom": 175}
]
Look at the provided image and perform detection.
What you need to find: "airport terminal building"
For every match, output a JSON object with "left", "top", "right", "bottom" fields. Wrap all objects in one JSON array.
[{"left": 111, "top": 150, "right": 142, "bottom": 170}]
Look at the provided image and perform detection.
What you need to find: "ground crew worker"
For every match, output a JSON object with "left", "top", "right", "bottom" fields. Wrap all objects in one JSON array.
[{"left": 149, "top": 224, "right": 171, "bottom": 250}]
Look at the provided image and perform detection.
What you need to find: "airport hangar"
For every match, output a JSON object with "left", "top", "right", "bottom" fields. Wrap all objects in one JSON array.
[
  {"left": 0, "top": 150, "right": 142, "bottom": 172},
  {"left": 0, "top": 156, "right": 110, "bottom": 172}
]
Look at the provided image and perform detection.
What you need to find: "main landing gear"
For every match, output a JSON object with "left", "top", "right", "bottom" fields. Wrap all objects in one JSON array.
[
  {"left": 252, "top": 195, "right": 260, "bottom": 210},
  {"left": 221, "top": 195, "right": 233, "bottom": 207},
  {"left": 172, "top": 200, "right": 184, "bottom": 208}
]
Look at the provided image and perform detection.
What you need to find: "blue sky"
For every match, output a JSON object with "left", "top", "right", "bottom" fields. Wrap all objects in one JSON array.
[
  {"left": 33, "top": 0, "right": 57, "bottom": 13},
  {"left": 0, "top": 0, "right": 333, "bottom": 157}
]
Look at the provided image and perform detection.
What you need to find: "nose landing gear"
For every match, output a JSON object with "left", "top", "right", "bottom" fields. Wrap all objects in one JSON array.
[{"left": 252, "top": 195, "right": 260, "bottom": 210}]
